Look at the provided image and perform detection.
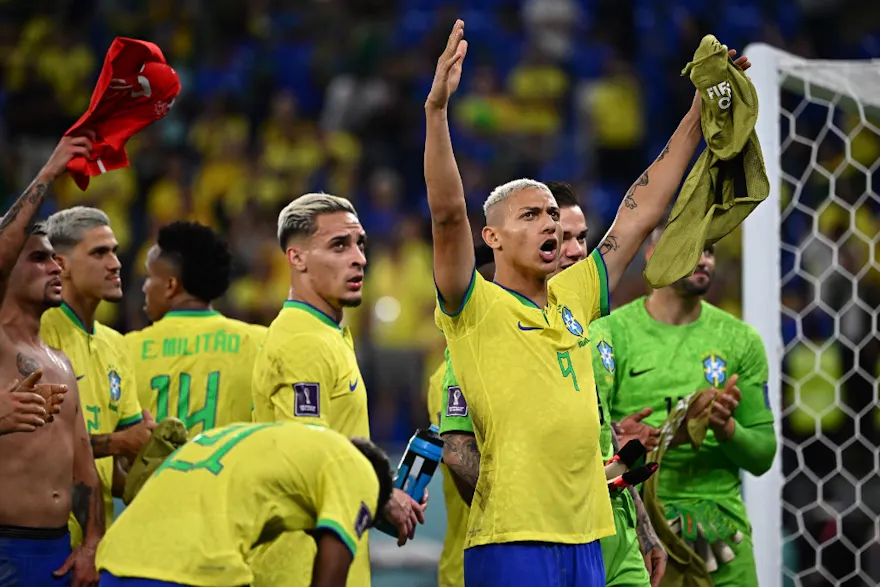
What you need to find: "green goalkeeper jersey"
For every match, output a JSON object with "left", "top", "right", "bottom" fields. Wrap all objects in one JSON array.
[{"left": 603, "top": 297, "right": 772, "bottom": 512}]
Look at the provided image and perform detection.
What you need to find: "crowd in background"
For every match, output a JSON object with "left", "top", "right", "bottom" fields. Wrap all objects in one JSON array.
[{"left": 1, "top": 0, "right": 879, "bottom": 584}]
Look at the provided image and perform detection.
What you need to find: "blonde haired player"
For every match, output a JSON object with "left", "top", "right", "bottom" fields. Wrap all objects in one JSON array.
[
  {"left": 41, "top": 206, "right": 151, "bottom": 546},
  {"left": 251, "top": 193, "right": 426, "bottom": 586},
  {"left": 125, "top": 221, "right": 261, "bottom": 438},
  {"left": 96, "top": 422, "right": 395, "bottom": 587},
  {"left": 424, "top": 20, "right": 724, "bottom": 586}
]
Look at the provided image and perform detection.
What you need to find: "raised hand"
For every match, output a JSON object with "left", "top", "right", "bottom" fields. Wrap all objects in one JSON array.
[
  {"left": 0, "top": 370, "right": 52, "bottom": 434},
  {"left": 426, "top": 19, "right": 468, "bottom": 111},
  {"left": 38, "top": 131, "right": 96, "bottom": 183},
  {"left": 729, "top": 49, "right": 751, "bottom": 72}
]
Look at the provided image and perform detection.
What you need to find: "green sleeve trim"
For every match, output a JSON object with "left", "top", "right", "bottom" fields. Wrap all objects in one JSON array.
[
  {"left": 590, "top": 249, "right": 611, "bottom": 317},
  {"left": 116, "top": 413, "right": 143, "bottom": 430},
  {"left": 437, "top": 267, "right": 476, "bottom": 318},
  {"left": 315, "top": 518, "right": 358, "bottom": 558},
  {"left": 440, "top": 414, "right": 475, "bottom": 435}
]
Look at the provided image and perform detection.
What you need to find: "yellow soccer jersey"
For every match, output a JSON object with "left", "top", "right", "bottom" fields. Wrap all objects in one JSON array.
[
  {"left": 40, "top": 303, "right": 143, "bottom": 540},
  {"left": 251, "top": 300, "right": 370, "bottom": 587},
  {"left": 435, "top": 249, "right": 614, "bottom": 549},
  {"left": 125, "top": 309, "right": 259, "bottom": 438},
  {"left": 427, "top": 356, "right": 468, "bottom": 587},
  {"left": 97, "top": 422, "right": 379, "bottom": 587},
  {"left": 253, "top": 300, "right": 369, "bottom": 438}
]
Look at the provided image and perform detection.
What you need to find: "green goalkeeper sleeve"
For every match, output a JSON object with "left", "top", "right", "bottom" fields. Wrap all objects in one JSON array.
[{"left": 718, "top": 420, "right": 776, "bottom": 476}]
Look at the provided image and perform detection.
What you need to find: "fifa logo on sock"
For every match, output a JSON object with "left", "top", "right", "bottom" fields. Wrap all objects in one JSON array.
[{"left": 706, "top": 81, "right": 732, "bottom": 110}]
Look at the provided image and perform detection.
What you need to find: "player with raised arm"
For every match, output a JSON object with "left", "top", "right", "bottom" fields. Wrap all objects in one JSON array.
[
  {"left": 96, "top": 422, "right": 395, "bottom": 587},
  {"left": 604, "top": 228, "right": 775, "bottom": 586},
  {"left": 125, "top": 221, "right": 261, "bottom": 438},
  {"left": 251, "top": 194, "right": 426, "bottom": 587},
  {"left": 425, "top": 20, "right": 748, "bottom": 586},
  {"left": 440, "top": 183, "right": 666, "bottom": 587},
  {"left": 0, "top": 135, "right": 104, "bottom": 587},
  {"left": 40, "top": 206, "right": 152, "bottom": 545}
]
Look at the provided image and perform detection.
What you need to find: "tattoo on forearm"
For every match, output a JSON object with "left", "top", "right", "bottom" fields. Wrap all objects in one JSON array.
[
  {"left": 16, "top": 353, "right": 39, "bottom": 377},
  {"left": 71, "top": 482, "right": 91, "bottom": 531},
  {"left": 623, "top": 172, "right": 649, "bottom": 210},
  {"left": 445, "top": 435, "right": 481, "bottom": 487},
  {"left": 90, "top": 434, "right": 113, "bottom": 458},
  {"left": 0, "top": 182, "right": 48, "bottom": 237},
  {"left": 657, "top": 141, "right": 671, "bottom": 162},
  {"left": 599, "top": 235, "right": 619, "bottom": 256}
]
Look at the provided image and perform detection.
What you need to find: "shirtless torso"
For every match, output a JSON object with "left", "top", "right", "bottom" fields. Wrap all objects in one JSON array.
[
  {"left": 0, "top": 339, "right": 84, "bottom": 528},
  {"left": 0, "top": 134, "right": 102, "bottom": 586}
]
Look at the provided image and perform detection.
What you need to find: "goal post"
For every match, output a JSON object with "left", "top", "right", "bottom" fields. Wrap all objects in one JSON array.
[
  {"left": 743, "top": 43, "right": 880, "bottom": 587},
  {"left": 742, "top": 42, "right": 784, "bottom": 587}
]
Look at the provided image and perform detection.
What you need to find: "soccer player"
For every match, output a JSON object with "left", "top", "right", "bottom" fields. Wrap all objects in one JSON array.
[
  {"left": 0, "top": 135, "right": 104, "bottom": 586},
  {"left": 604, "top": 228, "right": 775, "bottom": 586},
  {"left": 440, "top": 183, "right": 665, "bottom": 587},
  {"left": 424, "top": 20, "right": 747, "bottom": 586},
  {"left": 252, "top": 194, "right": 426, "bottom": 587},
  {"left": 96, "top": 422, "right": 395, "bottom": 587},
  {"left": 125, "top": 221, "right": 261, "bottom": 438},
  {"left": 426, "top": 245, "right": 494, "bottom": 587},
  {"left": 41, "top": 206, "right": 152, "bottom": 544}
]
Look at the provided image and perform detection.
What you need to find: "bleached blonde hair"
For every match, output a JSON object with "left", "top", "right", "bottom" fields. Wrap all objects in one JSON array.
[
  {"left": 45, "top": 206, "right": 111, "bottom": 251},
  {"left": 482, "top": 178, "right": 553, "bottom": 219},
  {"left": 277, "top": 193, "right": 358, "bottom": 251}
]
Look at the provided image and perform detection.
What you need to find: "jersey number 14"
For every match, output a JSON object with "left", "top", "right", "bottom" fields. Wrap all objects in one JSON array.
[{"left": 151, "top": 371, "right": 220, "bottom": 434}]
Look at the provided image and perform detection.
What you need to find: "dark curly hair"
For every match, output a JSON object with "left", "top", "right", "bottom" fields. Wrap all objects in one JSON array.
[
  {"left": 157, "top": 221, "right": 232, "bottom": 303},
  {"left": 350, "top": 437, "right": 395, "bottom": 522}
]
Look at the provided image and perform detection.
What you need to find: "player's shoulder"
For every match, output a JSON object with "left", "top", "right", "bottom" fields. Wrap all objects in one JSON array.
[
  {"left": 266, "top": 304, "right": 338, "bottom": 345},
  {"left": 39, "top": 306, "right": 70, "bottom": 345},
  {"left": 701, "top": 301, "right": 761, "bottom": 338},
  {"left": 95, "top": 322, "right": 124, "bottom": 344}
]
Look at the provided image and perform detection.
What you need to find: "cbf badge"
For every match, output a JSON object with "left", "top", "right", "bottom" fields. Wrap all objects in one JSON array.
[
  {"left": 108, "top": 370, "right": 122, "bottom": 402},
  {"left": 561, "top": 306, "right": 584, "bottom": 337},
  {"left": 446, "top": 386, "right": 468, "bottom": 417},
  {"left": 702, "top": 354, "right": 727, "bottom": 387},
  {"left": 597, "top": 341, "right": 615, "bottom": 372}
]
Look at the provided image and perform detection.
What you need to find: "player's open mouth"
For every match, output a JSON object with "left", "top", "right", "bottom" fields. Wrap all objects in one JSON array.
[
  {"left": 539, "top": 238, "right": 558, "bottom": 263},
  {"left": 347, "top": 276, "right": 363, "bottom": 291}
]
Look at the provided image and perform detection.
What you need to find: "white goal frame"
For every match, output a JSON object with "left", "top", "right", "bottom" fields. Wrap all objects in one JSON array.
[
  {"left": 742, "top": 42, "right": 785, "bottom": 587},
  {"left": 742, "top": 43, "right": 880, "bottom": 587}
]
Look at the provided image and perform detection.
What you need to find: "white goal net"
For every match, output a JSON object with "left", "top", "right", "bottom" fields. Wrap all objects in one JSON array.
[{"left": 743, "top": 44, "right": 880, "bottom": 587}]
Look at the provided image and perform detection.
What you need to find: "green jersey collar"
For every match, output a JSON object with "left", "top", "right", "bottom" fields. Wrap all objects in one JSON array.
[
  {"left": 60, "top": 302, "right": 94, "bottom": 336},
  {"left": 283, "top": 300, "right": 342, "bottom": 330}
]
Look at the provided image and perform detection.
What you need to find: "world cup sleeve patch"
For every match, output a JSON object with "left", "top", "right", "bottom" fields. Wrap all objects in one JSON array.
[
  {"left": 354, "top": 501, "right": 373, "bottom": 539},
  {"left": 446, "top": 385, "right": 468, "bottom": 417},
  {"left": 763, "top": 381, "right": 771, "bottom": 411},
  {"left": 293, "top": 382, "right": 320, "bottom": 417}
]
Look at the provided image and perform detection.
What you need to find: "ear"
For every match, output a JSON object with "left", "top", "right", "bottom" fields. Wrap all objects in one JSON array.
[
  {"left": 55, "top": 253, "right": 72, "bottom": 278},
  {"left": 482, "top": 226, "right": 501, "bottom": 251},
  {"left": 166, "top": 275, "right": 182, "bottom": 300},
  {"left": 287, "top": 246, "right": 307, "bottom": 273}
]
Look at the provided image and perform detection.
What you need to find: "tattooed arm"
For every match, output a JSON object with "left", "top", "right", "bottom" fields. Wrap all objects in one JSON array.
[
  {"left": 71, "top": 388, "right": 105, "bottom": 545},
  {"left": 89, "top": 420, "right": 150, "bottom": 459},
  {"left": 598, "top": 50, "right": 751, "bottom": 293},
  {"left": 611, "top": 426, "right": 667, "bottom": 585},
  {"left": 597, "top": 104, "right": 702, "bottom": 292},
  {"left": 0, "top": 136, "right": 91, "bottom": 299},
  {"left": 442, "top": 432, "right": 480, "bottom": 505}
]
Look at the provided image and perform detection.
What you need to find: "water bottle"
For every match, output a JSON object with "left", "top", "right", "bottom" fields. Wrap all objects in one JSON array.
[{"left": 375, "top": 425, "right": 444, "bottom": 537}]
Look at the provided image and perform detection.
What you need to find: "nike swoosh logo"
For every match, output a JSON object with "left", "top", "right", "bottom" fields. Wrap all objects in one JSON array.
[
  {"left": 629, "top": 368, "right": 654, "bottom": 377},
  {"left": 517, "top": 322, "right": 543, "bottom": 331},
  {"left": 75, "top": 374, "right": 85, "bottom": 381},
  {"left": 349, "top": 378, "right": 358, "bottom": 392}
]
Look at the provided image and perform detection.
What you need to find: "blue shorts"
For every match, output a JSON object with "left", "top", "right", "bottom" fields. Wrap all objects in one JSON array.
[
  {"left": 0, "top": 525, "right": 71, "bottom": 587},
  {"left": 464, "top": 540, "right": 605, "bottom": 587},
  {"left": 99, "top": 572, "right": 190, "bottom": 587}
]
